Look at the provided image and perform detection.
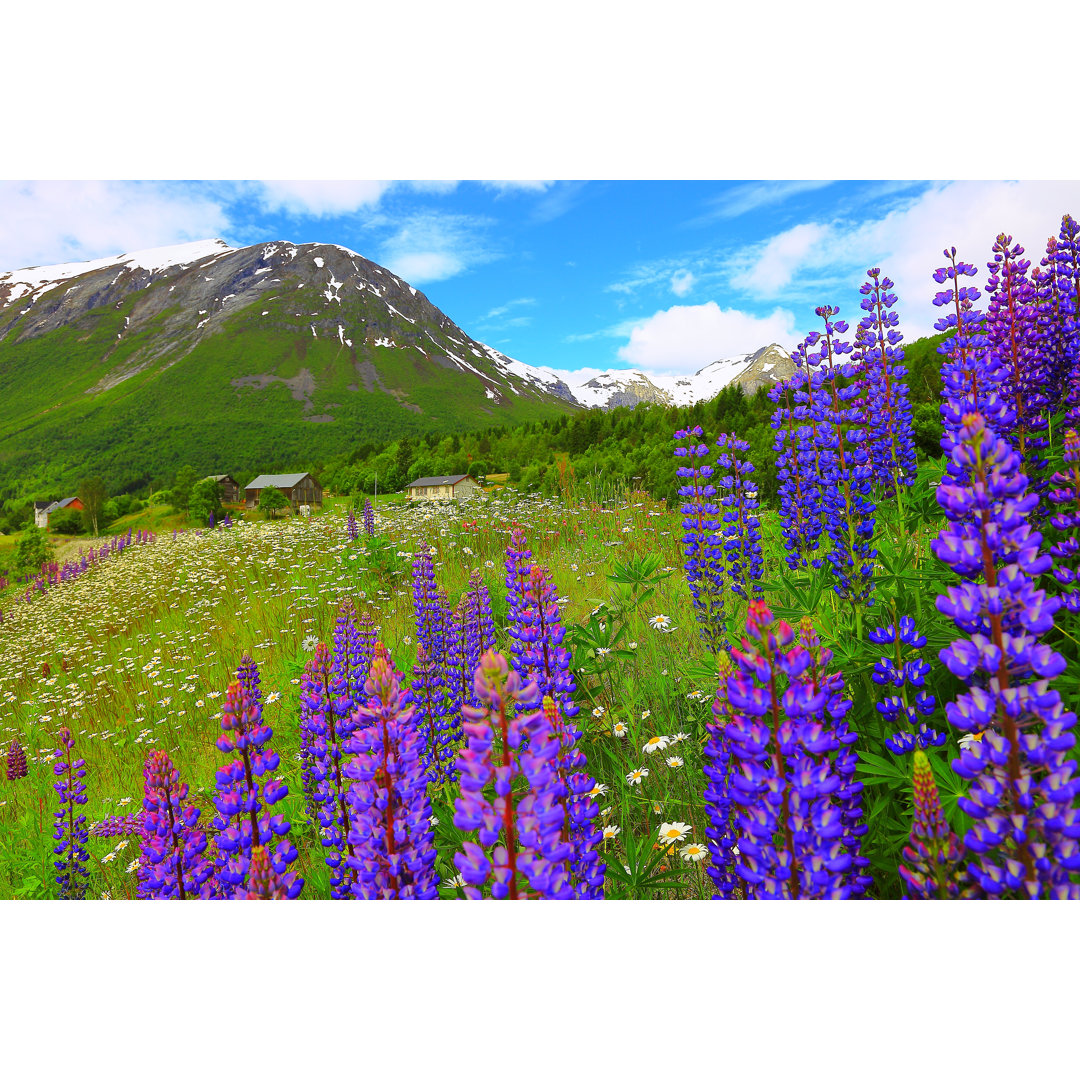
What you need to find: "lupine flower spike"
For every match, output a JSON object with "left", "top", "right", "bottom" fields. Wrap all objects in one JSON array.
[
  {"left": 140, "top": 750, "right": 213, "bottom": 899},
  {"left": 453, "top": 650, "right": 573, "bottom": 899},
  {"left": 933, "top": 412, "right": 1080, "bottom": 898},
  {"left": 898, "top": 750, "right": 963, "bottom": 899},
  {"left": 52, "top": 727, "right": 89, "bottom": 900},
  {"left": 343, "top": 649, "right": 439, "bottom": 898}
]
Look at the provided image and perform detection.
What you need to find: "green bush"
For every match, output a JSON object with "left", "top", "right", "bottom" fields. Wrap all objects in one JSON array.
[
  {"left": 49, "top": 508, "right": 83, "bottom": 535},
  {"left": 13, "top": 526, "right": 51, "bottom": 577}
]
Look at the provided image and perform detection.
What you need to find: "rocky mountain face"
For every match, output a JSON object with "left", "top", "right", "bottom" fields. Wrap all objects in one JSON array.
[{"left": 0, "top": 238, "right": 576, "bottom": 408}]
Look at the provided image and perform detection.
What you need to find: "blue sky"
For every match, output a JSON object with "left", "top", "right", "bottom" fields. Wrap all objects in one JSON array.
[{"left": 4, "top": 179, "right": 1079, "bottom": 383}]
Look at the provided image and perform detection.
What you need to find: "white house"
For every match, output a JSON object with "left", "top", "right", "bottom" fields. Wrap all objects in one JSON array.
[{"left": 405, "top": 474, "right": 483, "bottom": 502}]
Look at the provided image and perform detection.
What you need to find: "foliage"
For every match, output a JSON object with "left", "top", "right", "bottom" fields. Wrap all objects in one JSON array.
[
  {"left": 259, "top": 487, "right": 290, "bottom": 518},
  {"left": 78, "top": 475, "right": 107, "bottom": 536},
  {"left": 188, "top": 478, "right": 223, "bottom": 527}
]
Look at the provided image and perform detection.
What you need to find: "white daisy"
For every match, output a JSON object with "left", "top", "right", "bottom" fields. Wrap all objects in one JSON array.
[
  {"left": 658, "top": 821, "right": 692, "bottom": 846},
  {"left": 642, "top": 735, "right": 670, "bottom": 755},
  {"left": 649, "top": 614, "right": 671, "bottom": 630},
  {"left": 679, "top": 841, "right": 708, "bottom": 862},
  {"left": 625, "top": 768, "right": 649, "bottom": 786}
]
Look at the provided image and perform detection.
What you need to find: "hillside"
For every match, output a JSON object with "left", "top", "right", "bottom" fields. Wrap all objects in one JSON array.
[{"left": 0, "top": 240, "right": 579, "bottom": 497}]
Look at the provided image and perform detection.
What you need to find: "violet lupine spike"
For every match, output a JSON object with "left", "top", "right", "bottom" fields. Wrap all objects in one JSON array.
[
  {"left": 302, "top": 642, "right": 359, "bottom": 899},
  {"left": 467, "top": 570, "right": 496, "bottom": 659},
  {"left": 238, "top": 846, "right": 293, "bottom": 899},
  {"left": 714, "top": 433, "right": 763, "bottom": 600},
  {"left": 932, "top": 412, "right": 1080, "bottom": 899},
  {"left": 90, "top": 812, "right": 142, "bottom": 838},
  {"left": 356, "top": 610, "right": 377, "bottom": 689},
  {"left": 808, "top": 305, "right": 877, "bottom": 607},
  {"left": 504, "top": 526, "right": 536, "bottom": 671},
  {"left": 898, "top": 750, "right": 963, "bottom": 900},
  {"left": 346, "top": 506, "right": 359, "bottom": 542},
  {"left": 236, "top": 652, "right": 262, "bottom": 709},
  {"left": 721, "top": 602, "right": 865, "bottom": 899},
  {"left": 452, "top": 650, "right": 573, "bottom": 899},
  {"left": 858, "top": 268, "right": 917, "bottom": 501},
  {"left": 52, "top": 727, "right": 89, "bottom": 900},
  {"left": 703, "top": 652, "right": 739, "bottom": 899},
  {"left": 333, "top": 597, "right": 367, "bottom": 712},
  {"left": 343, "top": 651, "right": 439, "bottom": 899},
  {"left": 933, "top": 248, "right": 1010, "bottom": 480},
  {"left": 984, "top": 234, "right": 1050, "bottom": 493},
  {"left": 6, "top": 737, "right": 27, "bottom": 781},
  {"left": 211, "top": 673, "right": 303, "bottom": 899},
  {"left": 543, "top": 695, "right": 604, "bottom": 898},
  {"left": 1052, "top": 214, "right": 1080, "bottom": 421},
  {"left": 140, "top": 750, "right": 214, "bottom": 899},
  {"left": 1047, "top": 428, "right": 1080, "bottom": 613},
  {"left": 514, "top": 561, "right": 580, "bottom": 721},
  {"left": 674, "top": 426, "right": 727, "bottom": 649},
  {"left": 362, "top": 497, "right": 375, "bottom": 538},
  {"left": 798, "top": 617, "right": 872, "bottom": 897},
  {"left": 769, "top": 371, "right": 821, "bottom": 571},
  {"left": 411, "top": 644, "right": 453, "bottom": 783},
  {"left": 411, "top": 544, "right": 446, "bottom": 670},
  {"left": 868, "top": 613, "right": 944, "bottom": 756}
]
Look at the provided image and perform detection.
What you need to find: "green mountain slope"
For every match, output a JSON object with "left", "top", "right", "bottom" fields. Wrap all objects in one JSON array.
[{"left": 0, "top": 240, "right": 578, "bottom": 496}]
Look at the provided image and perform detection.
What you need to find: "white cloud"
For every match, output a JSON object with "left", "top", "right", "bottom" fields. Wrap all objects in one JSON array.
[
  {"left": 0, "top": 181, "right": 230, "bottom": 272},
  {"left": 730, "top": 222, "right": 830, "bottom": 295},
  {"left": 615, "top": 302, "right": 798, "bottom": 375},
  {"left": 485, "top": 297, "right": 535, "bottom": 319},
  {"left": 670, "top": 269, "right": 695, "bottom": 297},
  {"left": 692, "top": 180, "right": 835, "bottom": 223},
  {"left": 378, "top": 212, "right": 498, "bottom": 283},
  {"left": 255, "top": 180, "right": 394, "bottom": 216},
  {"left": 728, "top": 181, "right": 1080, "bottom": 337}
]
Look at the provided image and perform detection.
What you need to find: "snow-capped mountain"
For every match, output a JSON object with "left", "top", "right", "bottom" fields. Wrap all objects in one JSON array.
[{"left": 508, "top": 343, "right": 794, "bottom": 410}]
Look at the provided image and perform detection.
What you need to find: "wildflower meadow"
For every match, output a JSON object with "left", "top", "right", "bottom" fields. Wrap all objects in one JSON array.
[{"left": 3, "top": 217, "right": 1079, "bottom": 903}]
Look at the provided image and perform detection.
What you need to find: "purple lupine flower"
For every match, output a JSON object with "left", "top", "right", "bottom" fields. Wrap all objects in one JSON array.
[
  {"left": 798, "top": 617, "right": 872, "bottom": 896},
  {"left": 211, "top": 675, "right": 303, "bottom": 899},
  {"left": 90, "top": 812, "right": 142, "bottom": 838},
  {"left": 807, "top": 305, "right": 877, "bottom": 608},
  {"left": 674, "top": 426, "right": 727, "bottom": 648},
  {"left": 721, "top": 603, "right": 864, "bottom": 899},
  {"left": 503, "top": 526, "right": 535, "bottom": 670},
  {"left": 362, "top": 497, "right": 375, "bottom": 538},
  {"left": 985, "top": 234, "right": 1050, "bottom": 491},
  {"left": 346, "top": 507, "right": 359, "bottom": 542},
  {"left": 356, "top": 610, "right": 377, "bottom": 688},
  {"left": 333, "top": 597, "right": 368, "bottom": 712},
  {"left": 511, "top": 560, "right": 580, "bottom": 721},
  {"left": 769, "top": 371, "right": 823, "bottom": 571},
  {"left": 859, "top": 268, "right": 917, "bottom": 503},
  {"left": 236, "top": 652, "right": 262, "bottom": 709},
  {"left": 452, "top": 649, "right": 573, "bottom": 899},
  {"left": 899, "top": 750, "right": 964, "bottom": 900},
  {"left": 466, "top": 569, "right": 496, "bottom": 659},
  {"left": 52, "top": 727, "right": 89, "bottom": 900},
  {"left": 343, "top": 652, "right": 439, "bottom": 899},
  {"left": 140, "top": 750, "right": 214, "bottom": 900},
  {"left": 411, "top": 543, "right": 447, "bottom": 669},
  {"left": 6, "top": 737, "right": 27, "bottom": 781},
  {"left": 704, "top": 651, "right": 739, "bottom": 899},
  {"left": 714, "top": 433, "right": 763, "bottom": 600},
  {"left": 868, "top": 613, "right": 944, "bottom": 755},
  {"left": 1048, "top": 428, "right": 1080, "bottom": 613},
  {"left": 933, "top": 412, "right": 1080, "bottom": 898},
  {"left": 543, "top": 695, "right": 604, "bottom": 899},
  {"left": 238, "top": 846, "right": 293, "bottom": 899},
  {"left": 302, "top": 642, "right": 359, "bottom": 899},
  {"left": 411, "top": 644, "right": 452, "bottom": 783},
  {"left": 933, "top": 248, "right": 1010, "bottom": 478}
]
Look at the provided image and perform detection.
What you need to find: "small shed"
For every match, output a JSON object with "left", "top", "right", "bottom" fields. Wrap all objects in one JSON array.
[
  {"left": 405, "top": 474, "right": 483, "bottom": 502},
  {"left": 244, "top": 472, "right": 323, "bottom": 509},
  {"left": 206, "top": 474, "right": 242, "bottom": 504}
]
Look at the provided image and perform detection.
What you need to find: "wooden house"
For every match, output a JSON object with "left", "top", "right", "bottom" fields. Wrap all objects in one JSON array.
[
  {"left": 206, "top": 474, "right": 242, "bottom": 504},
  {"left": 405, "top": 474, "right": 483, "bottom": 502},
  {"left": 244, "top": 472, "right": 323, "bottom": 510},
  {"left": 35, "top": 496, "right": 84, "bottom": 529}
]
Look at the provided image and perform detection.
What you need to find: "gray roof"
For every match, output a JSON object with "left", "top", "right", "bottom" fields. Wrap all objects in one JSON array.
[
  {"left": 407, "top": 474, "right": 471, "bottom": 488},
  {"left": 245, "top": 473, "right": 313, "bottom": 489},
  {"left": 206, "top": 474, "right": 236, "bottom": 483},
  {"left": 54, "top": 497, "right": 79, "bottom": 510}
]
